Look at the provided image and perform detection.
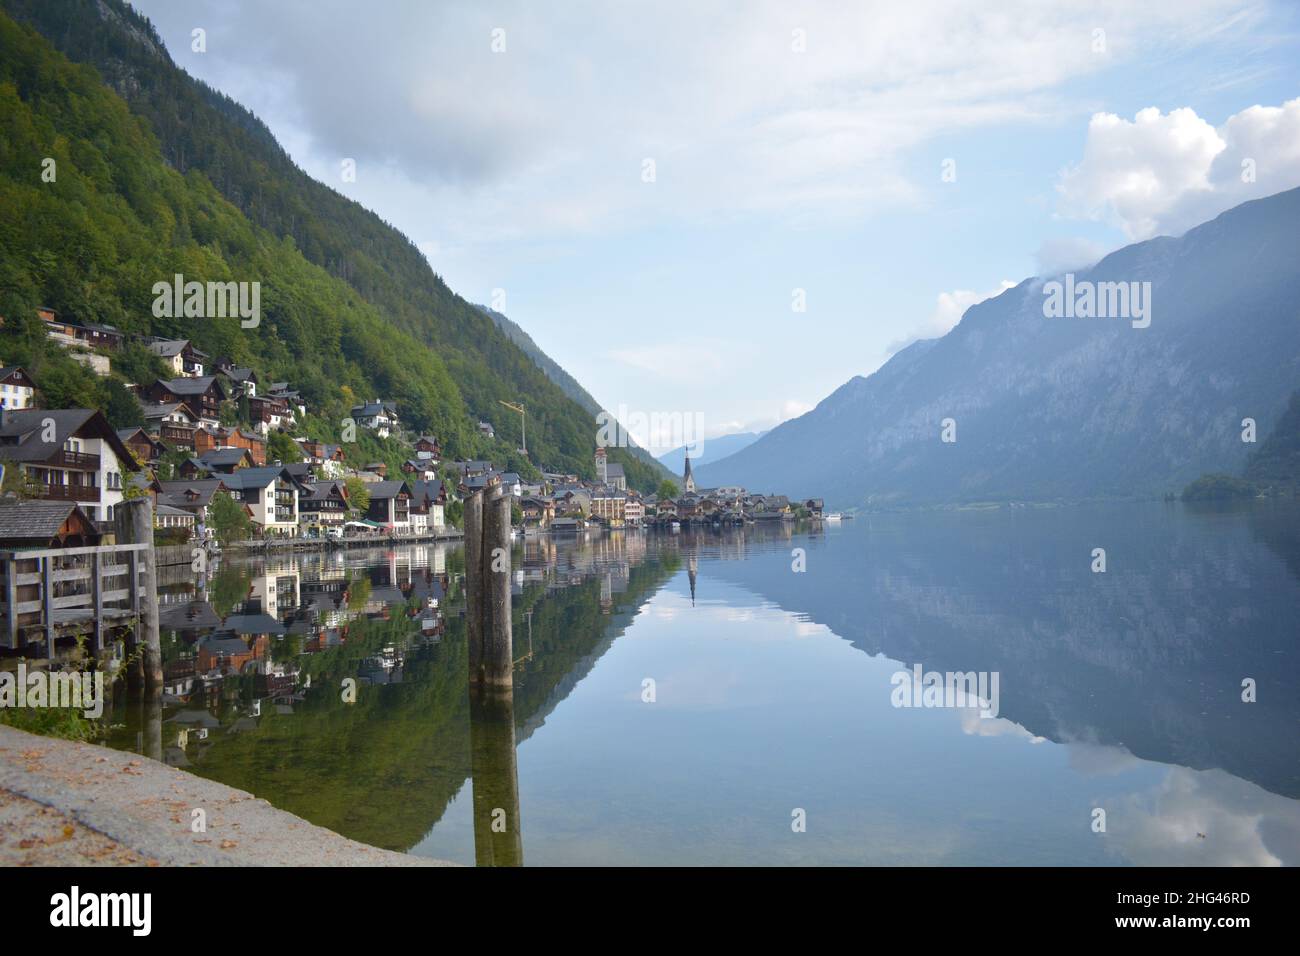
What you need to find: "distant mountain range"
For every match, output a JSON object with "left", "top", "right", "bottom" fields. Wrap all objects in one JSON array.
[
  {"left": 657, "top": 430, "right": 767, "bottom": 476},
  {"left": 698, "top": 187, "right": 1300, "bottom": 508}
]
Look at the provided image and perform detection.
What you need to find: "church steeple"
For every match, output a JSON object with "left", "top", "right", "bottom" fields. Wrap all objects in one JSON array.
[{"left": 683, "top": 455, "right": 695, "bottom": 493}]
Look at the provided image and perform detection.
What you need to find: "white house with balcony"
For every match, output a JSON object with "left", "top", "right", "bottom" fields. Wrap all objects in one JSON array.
[
  {"left": 220, "top": 466, "right": 308, "bottom": 535},
  {"left": 0, "top": 408, "right": 141, "bottom": 525}
]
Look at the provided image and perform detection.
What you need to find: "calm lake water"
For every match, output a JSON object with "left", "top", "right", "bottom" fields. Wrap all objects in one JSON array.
[{"left": 107, "top": 502, "right": 1300, "bottom": 866}]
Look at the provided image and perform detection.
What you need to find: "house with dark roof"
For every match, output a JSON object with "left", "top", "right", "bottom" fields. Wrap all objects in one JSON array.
[
  {"left": 407, "top": 479, "right": 447, "bottom": 532},
  {"left": 400, "top": 458, "right": 438, "bottom": 482},
  {"left": 219, "top": 466, "right": 310, "bottom": 535},
  {"left": 246, "top": 394, "right": 295, "bottom": 435},
  {"left": 116, "top": 426, "right": 166, "bottom": 464},
  {"left": 194, "top": 424, "right": 266, "bottom": 466},
  {"left": 145, "top": 339, "right": 207, "bottom": 377},
  {"left": 297, "top": 438, "right": 345, "bottom": 471},
  {"left": 140, "top": 401, "right": 198, "bottom": 450},
  {"left": 181, "top": 447, "right": 255, "bottom": 476},
  {"left": 519, "top": 495, "right": 554, "bottom": 530},
  {"left": 0, "top": 366, "right": 35, "bottom": 410},
  {"left": 281, "top": 462, "right": 315, "bottom": 484},
  {"left": 451, "top": 459, "right": 493, "bottom": 478},
  {"left": 350, "top": 400, "right": 398, "bottom": 438},
  {"left": 140, "top": 376, "right": 226, "bottom": 425},
  {"left": 0, "top": 408, "right": 141, "bottom": 524},
  {"left": 157, "top": 479, "right": 231, "bottom": 525},
  {"left": 413, "top": 435, "right": 441, "bottom": 459},
  {"left": 267, "top": 384, "right": 306, "bottom": 417},
  {"left": 41, "top": 315, "right": 123, "bottom": 351},
  {"left": 364, "top": 480, "right": 413, "bottom": 532},
  {"left": 298, "top": 480, "right": 350, "bottom": 530},
  {"left": 212, "top": 358, "right": 258, "bottom": 398},
  {"left": 0, "top": 500, "right": 101, "bottom": 549}
]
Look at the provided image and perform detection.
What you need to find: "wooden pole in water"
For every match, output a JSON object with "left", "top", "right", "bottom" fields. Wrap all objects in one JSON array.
[
  {"left": 480, "top": 485, "right": 513, "bottom": 686},
  {"left": 469, "top": 684, "right": 523, "bottom": 867},
  {"left": 114, "top": 499, "right": 162, "bottom": 695},
  {"left": 464, "top": 489, "right": 484, "bottom": 681}
]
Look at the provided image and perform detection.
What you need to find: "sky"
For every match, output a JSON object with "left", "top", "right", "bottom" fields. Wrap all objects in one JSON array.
[{"left": 131, "top": 0, "right": 1300, "bottom": 454}]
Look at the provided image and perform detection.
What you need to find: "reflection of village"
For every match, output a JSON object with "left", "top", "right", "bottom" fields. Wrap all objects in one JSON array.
[{"left": 139, "top": 522, "right": 816, "bottom": 771}]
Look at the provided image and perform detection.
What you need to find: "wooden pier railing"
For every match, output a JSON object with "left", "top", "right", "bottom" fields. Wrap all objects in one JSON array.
[{"left": 0, "top": 543, "right": 150, "bottom": 657}]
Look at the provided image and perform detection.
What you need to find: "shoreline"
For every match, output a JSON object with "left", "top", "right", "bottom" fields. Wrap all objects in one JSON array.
[{"left": 0, "top": 725, "right": 453, "bottom": 867}]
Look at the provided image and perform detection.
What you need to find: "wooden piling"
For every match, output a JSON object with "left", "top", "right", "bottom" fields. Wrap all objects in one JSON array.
[
  {"left": 469, "top": 684, "right": 523, "bottom": 867},
  {"left": 464, "top": 490, "right": 484, "bottom": 681},
  {"left": 113, "top": 499, "right": 162, "bottom": 694},
  {"left": 480, "top": 486, "right": 514, "bottom": 687}
]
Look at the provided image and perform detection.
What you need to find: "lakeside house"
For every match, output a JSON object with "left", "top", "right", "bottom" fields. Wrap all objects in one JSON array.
[
  {"left": 298, "top": 480, "right": 350, "bottom": 530},
  {"left": 219, "top": 466, "right": 309, "bottom": 535},
  {"left": 364, "top": 480, "right": 413, "bottom": 533},
  {"left": 0, "top": 408, "right": 141, "bottom": 525}
]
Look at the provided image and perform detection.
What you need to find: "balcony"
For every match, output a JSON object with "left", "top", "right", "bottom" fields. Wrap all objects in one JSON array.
[
  {"left": 37, "top": 483, "right": 99, "bottom": 503},
  {"left": 47, "top": 449, "right": 101, "bottom": 470}
]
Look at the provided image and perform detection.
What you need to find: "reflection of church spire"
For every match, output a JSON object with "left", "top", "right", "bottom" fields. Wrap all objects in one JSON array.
[
  {"left": 688, "top": 553, "right": 697, "bottom": 606},
  {"left": 683, "top": 455, "right": 695, "bottom": 494}
]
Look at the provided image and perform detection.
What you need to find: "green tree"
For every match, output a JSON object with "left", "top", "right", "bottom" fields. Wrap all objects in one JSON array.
[
  {"left": 1, "top": 459, "right": 39, "bottom": 498},
  {"left": 268, "top": 430, "right": 301, "bottom": 465},
  {"left": 344, "top": 475, "right": 370, "bottom": 517},
  {"left": 102, "top": 379, "right": 143, "bottom": 429},
  {"left": 209, "top": 490, "right": 252, "bottom": 545},
  {"left": 445, "top": 497, "right": 463, "bottom": 529},
  {"left": 656, "top": 479, "right": 680, "bottom": 499}
]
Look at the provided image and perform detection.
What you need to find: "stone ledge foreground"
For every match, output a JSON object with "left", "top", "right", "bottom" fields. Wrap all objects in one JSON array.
[{"left": 0, "top": 725, "right": 454, "bottom": 867}]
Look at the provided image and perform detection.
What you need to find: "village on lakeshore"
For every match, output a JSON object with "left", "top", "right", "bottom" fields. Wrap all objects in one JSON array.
[{"left": 0, "top": 308, "right": 826, "bottom": 555}]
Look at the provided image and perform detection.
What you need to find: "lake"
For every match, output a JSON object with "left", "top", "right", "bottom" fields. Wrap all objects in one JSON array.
[{"left": 107, "top": 502, "right": 1300, "bottom": 865}]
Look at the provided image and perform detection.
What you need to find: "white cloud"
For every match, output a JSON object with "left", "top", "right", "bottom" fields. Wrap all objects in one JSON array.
[
  {"left": 1105, "top": 767, "right": 1300, "bottom": 866},
  {"left": 137, "top": 0, "right": 1255, "bottom": 245},
  {"left": 1057, "top": 98, "right": 1300, "bottom": 238}
]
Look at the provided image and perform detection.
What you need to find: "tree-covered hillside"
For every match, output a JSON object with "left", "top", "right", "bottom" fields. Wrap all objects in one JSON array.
[{"left": 0, "top": 1, "right": 660, "bottom": 490}]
